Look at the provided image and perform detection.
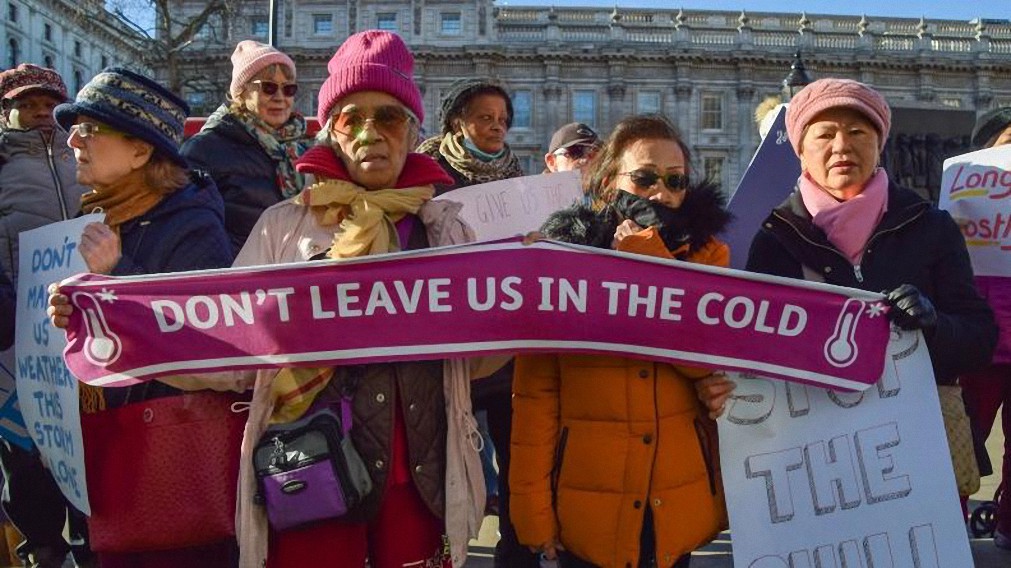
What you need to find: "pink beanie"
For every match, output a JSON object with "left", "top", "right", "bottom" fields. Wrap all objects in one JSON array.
[
  {"left": 229, "top": 40, "right": 296, "bottom": 99},
  {"left": 316, "top": 30, "right": 423, "bottom": 124},
  {"left": 785, "top": 78, "right": 891, "bottom": 156}
]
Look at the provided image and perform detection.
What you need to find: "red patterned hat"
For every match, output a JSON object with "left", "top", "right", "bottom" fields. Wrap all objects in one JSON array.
[{"left": 0, "top": 64, "right": 69, "bottom": 102}]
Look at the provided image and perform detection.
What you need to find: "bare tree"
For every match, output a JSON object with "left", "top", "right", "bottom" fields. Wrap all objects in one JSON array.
[{"left": 108, "top": 0, "right": 239, "bottom": 94}]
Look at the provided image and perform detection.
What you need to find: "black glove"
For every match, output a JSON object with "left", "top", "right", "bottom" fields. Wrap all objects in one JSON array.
[{"left": 884, "top": 284, "right": 938, "bottom": 330}]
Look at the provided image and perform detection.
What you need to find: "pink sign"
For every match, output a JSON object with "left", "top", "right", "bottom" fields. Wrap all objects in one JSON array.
[{"left": 59, "top": 240, "right": 890, "bottom": 391}]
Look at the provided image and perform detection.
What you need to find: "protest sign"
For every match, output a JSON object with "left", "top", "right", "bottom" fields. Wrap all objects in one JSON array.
[
  {"left": 725, "top": 106, "right": 802, "bottom": 269},
  {"left": 939, "top": 144, "right": 1011, "bottom": 277},
  {"left": 432, "top": 171, "right": 582, "bottom": 240},
  {"left": 0, "top": 348, "right": 31, "bottom": 450},
  {"left": 719, "top": 328, "right": 971, "bottom": 567},
  {"left": 16, "top": 215, "right": 100, "bottom": 513},
  {"left": 58, "top": 240, "right": 889, "bottom": 392}
]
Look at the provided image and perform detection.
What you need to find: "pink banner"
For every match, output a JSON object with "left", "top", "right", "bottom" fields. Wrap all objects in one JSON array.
[{"left": 59, "top": 240, "right": 890, "bottom": 391}]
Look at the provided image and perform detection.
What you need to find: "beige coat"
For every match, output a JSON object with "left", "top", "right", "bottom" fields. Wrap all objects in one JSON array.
[{"left": 174, "top": 198, "right": 485, "bottom": 568}]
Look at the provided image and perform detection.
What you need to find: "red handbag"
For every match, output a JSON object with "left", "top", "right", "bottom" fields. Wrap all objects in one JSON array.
[{"left": 81, "top": 389, "right": 248, "bottom": 552}]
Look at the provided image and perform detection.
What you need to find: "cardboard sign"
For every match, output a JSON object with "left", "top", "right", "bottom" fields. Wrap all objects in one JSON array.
[
  {"left": 15, "top": 215, "right": 101, "bottom": 513},
  {"left": 720, "top": 328, "right": 971, "bottom": 567}
]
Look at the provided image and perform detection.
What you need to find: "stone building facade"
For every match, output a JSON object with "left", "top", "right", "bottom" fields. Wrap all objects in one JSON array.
[
  {"left": 163, "top": 1, "right": 1011, "bottom": 194},
  {"left": 1, "top": 0, "right": 144, "bottom": 94}
]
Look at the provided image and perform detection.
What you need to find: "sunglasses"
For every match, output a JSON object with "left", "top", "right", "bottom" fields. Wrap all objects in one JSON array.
[
  {"left": 555, "top": 144, "right": 598, "bottom": 161},
  {"left": 619, "top": 169, "right": 689, "bottom": 192},
  {"left": 333, "top": 105, "right": 415, "bottom": 140},
  {"left": 250, "top": 80, "right": 298, "bottom": 98},
  {"left": 68, "top": 122, "right": 122, "bottom": 139}
]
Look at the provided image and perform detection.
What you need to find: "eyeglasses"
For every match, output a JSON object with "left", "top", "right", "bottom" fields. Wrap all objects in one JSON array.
[
  {"left": 68, "top": 122, "right": 122, "bottom": 139},
  {"left": 619, "top": 169, "right": 689, "bottom": 192},
  {"left": 555, "top": 144, "right": 598, "bottom": 161},
  {"left": 250, "top": 80, "right": 298, "bottom": 98},
  {"left": 333, "top": 105, "right": 415, "bottom": 140}
]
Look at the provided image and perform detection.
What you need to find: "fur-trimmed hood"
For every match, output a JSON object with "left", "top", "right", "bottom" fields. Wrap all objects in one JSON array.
[{"left": 541, "top": 181, "right": 731, "bottom": 256}]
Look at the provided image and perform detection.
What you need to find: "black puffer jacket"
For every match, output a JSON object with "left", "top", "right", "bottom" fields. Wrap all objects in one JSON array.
[
  {"left": 541, "top": 181, "right": 732, "bottom": 258},
  {"left": 746, "top": 181, "right": 996, "bottom": 385},
  {"left": 181, "top": 111, "right": 284, "bottom": 257}
]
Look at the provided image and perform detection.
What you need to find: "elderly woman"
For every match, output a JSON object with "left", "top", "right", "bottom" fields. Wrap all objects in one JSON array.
[
  {"left": 52, "top": 67, "right": 234, "bottom": 567},
  {"left": 417, "top": 78, "right": 524, "bottom": 189},
  {"left": 181, "top": 40, "right": 308, "bottom": 256},
  {"left": 511, "top": 114, "right": 733, "bottom": 568},
  {"left": 0, "top": 63, "right": 92, "bottom": 568},
  {"left": 205, "top": 31, "right": 479, "bottom": 568},
  {"left": 959, "top": 105, "right": 1011, "bottom": 550},
  {"left": 745, "top": 78, "right": 997, "bottom": 507},
  {"left": 417, "top": 77, "right": 530, "bottom": 565}
]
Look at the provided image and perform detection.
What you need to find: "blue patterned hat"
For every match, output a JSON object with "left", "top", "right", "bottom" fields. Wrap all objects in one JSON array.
[{"left": 54, "top": 67, "right": 189, "bottom": 167}]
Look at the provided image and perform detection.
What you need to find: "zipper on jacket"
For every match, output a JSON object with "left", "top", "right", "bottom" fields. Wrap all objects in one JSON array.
[
  {"left": 42, "top": 130, "right": 70, "bottom": 220},
  {"left": 852, "top": 265, "right": 864, "bottom": 283},
  {"left": 550, "top": 426, "right": 569, "bottom": 515}
]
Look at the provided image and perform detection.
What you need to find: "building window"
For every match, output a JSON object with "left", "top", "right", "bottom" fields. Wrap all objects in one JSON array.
[
  {"left": 43, "top": 54, "right": 54, "bottom": 68},
  {"left": 637, "top": 91, "right": 661, "bottom": 114},
  {"left": 511, "top": 90, "right": 532, "bottom": 129},
  {"left": 572, "top": 90, "right": 596, "bottom": 128},
  {"left": 701, "top": 93, "right": 724, "bottom": 131},
  {"left": 7, "top": 38, "right": 18, "bottom": 69},
  {"left": 8, "top": 2, "right": 17, "bottom": 22},
  {"left": 44, "top": 23, "right": 53, "bottom": 42},
  {"left": 251, "top": 16, "right": 268, "bottom": 37},
  {"left": 101, "top": 55, "right": 108, "bottom": 68},
  {"left": 313, "top": 14, "right": 332, "bottom": 35},
  {"left": 73, "top": 69, "right": 83, "bottom": 94},
  {"left": 74, "top": 40, "right": 82, "bottom": 58},
  {"left": 704, "top": 157, "right": 725, "bottom": 187},
  {"left": 377, "top": 13, "right": 397, "bottom": 32},
  {"left": 440, "top": 12, "right": 462, "bottom": 35}
]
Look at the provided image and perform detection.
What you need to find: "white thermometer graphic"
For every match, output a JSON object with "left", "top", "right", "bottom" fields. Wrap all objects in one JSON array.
[
  {"left": 73, "top": 291, "right": 123, "bottom": 366},
  {"left": 823, "top": 298, "right": 864, "bottom": 368}
]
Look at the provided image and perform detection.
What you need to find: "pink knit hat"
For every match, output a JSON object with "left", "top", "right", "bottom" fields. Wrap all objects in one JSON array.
[
  {"left": 316, "top": 30, "right": 423, "bottom": 124},
  {"left": 785, "top": 78, "right": 891, "bottom": 156},
  {"left": 229, "top": 40, "right": 296, "bottom": 99}
]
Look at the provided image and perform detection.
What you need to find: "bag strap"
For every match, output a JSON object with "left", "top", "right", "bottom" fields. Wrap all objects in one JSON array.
[{"left": 338, "top": 366, "right": 365, "bottom": 437}]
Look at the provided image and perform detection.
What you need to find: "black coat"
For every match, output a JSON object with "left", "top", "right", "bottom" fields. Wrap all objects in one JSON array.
[
  {"left": 181, "top": 112, "right": 284, "bottom": 257},
  {"left": 746, "top": 181, "right": 996, "bottom": 385},
  {"left": 0, "top": 270, "right": 13, "bottom": 351}
]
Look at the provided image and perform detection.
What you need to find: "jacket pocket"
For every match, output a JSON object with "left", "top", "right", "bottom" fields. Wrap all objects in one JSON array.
[
  {"left": 693, "top": 417, "right": 719, "bottom": 495},
  {"left": 550, "top": 426, "right": 569, "bottom": 513}
]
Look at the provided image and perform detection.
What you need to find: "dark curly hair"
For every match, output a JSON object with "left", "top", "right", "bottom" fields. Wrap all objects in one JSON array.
[{"left": 439, "top": 79, "right": 513, "bottom": 135}]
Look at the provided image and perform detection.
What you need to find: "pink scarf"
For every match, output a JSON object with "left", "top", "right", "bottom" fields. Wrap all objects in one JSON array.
[{"left": 799, "top": 169, "right": 889, "bottom": 265}]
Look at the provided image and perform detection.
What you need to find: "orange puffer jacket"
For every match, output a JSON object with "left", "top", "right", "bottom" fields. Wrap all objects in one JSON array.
[{"left": 510, "top": 228, "right": 729, "bottom": 568}]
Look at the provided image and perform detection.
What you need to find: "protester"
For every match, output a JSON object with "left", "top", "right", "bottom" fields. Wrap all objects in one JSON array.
[
  {"left": 543, "top": 122, "right": 600, "bottom": 174},
  {"left": 181, "top": 40, "right": 309, "bottom": 256},
  {"left": 0, "top": 63, "right": 86, "bottom": 285},
  {"left": 51, "top": 67, "right": 234, "bottom": 567},
  {"left": 0, "top": 63, "right": 92, "bottom": 568},
  {"left": 745, "top": 78, "right": 997, "bottom": 510},
  {"left": 511, "top": 114, "right": 733, "bottom": 568},
  {"left": 959, "top": 105, "right": 1011, "bottom": 550},
  {"left": 417, "top": 77, "right": 525, "bottom": 189},
  {"left": 51, "top": 31, "right": 480, "bottom": 568},
  {"left": 0, "top": 271, "right": 11, "bottom": 351},
  {"left": 418, "top": 77, "right": 533, "bottom": 567}
]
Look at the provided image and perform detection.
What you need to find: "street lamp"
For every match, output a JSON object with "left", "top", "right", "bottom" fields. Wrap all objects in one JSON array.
[{"left": 782, "top": 51, "right": 812, "bottom": 101}]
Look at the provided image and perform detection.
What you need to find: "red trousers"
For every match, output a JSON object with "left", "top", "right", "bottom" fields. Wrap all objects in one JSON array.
[
  {"left": 961, "top": 363, "right": 1011, "bottom": 534},
  {"left": 267, "top": 479, "right": 447, "bottom": 568}
]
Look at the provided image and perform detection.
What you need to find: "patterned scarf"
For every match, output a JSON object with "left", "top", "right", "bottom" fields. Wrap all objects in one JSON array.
[
  {"left": 418, "top": 132, "right": 525, "bottom": 185},
  {"left": 208, "top": 104, "right": 308, "bottom": 198},
  {"left": 269, "top": 178, "right": 435, "bottom": 423}
]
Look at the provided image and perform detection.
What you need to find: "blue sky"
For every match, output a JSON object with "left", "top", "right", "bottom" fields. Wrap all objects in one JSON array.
[{"left": 506, "top": 1, "right": 1008, "bottom": 21}]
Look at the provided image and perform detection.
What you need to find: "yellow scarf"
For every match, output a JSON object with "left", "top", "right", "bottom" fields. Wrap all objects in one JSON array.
[
  {"left": 269, "top": 178, "right": 434, "bottom": 423},
  {"left": 80, "top": 173, "right": 165, "bottom": 235}
]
